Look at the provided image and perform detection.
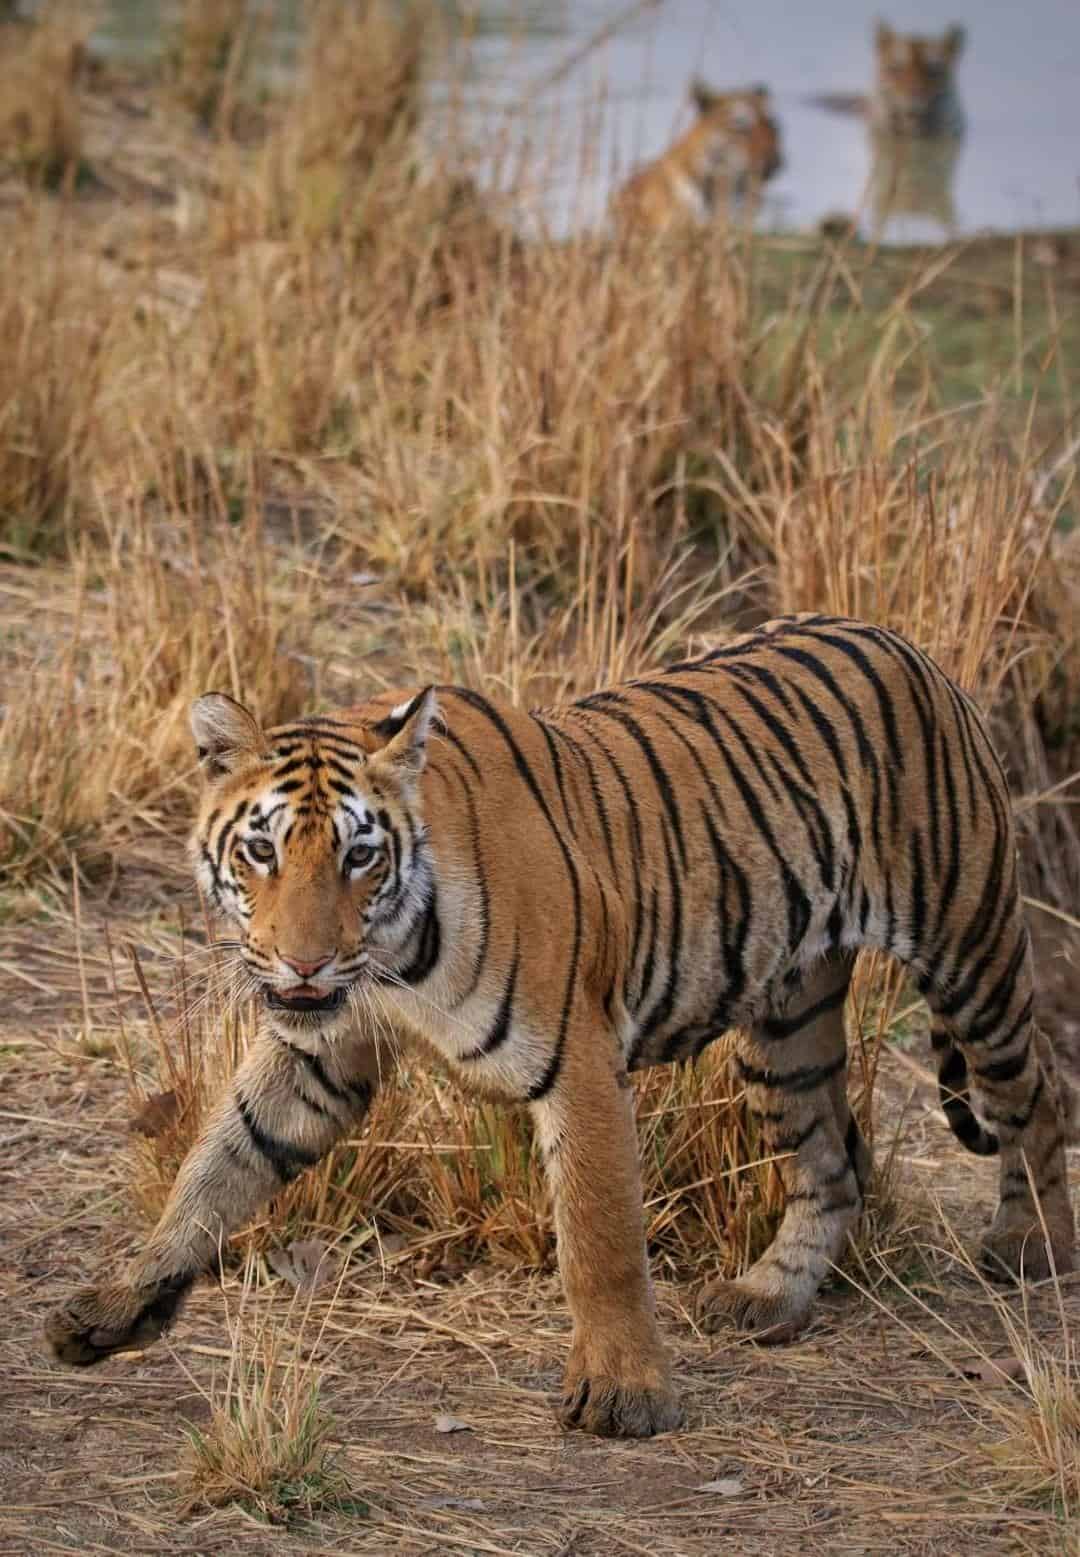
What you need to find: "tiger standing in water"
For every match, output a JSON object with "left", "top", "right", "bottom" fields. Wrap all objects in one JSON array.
[
  {"left": 48, "top": 614, "right": 1074, "bottom": 1439},
  {"left": 810, "top": 21, "right": 966, "bottom": 235},
  {"left": 869, "top": 21, "right": 966, "bottom": 235}
]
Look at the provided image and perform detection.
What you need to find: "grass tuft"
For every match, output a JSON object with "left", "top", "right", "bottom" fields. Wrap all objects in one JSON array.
[{"left": 178, "top": 1255, "right": 359, "bottom": 1521}]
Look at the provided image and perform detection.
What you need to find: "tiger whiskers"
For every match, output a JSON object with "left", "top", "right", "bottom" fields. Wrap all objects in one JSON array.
[
  {"left": 347, "top": 979, "right": 399, "bottom": 1053},
  {"left": 170, "top": 961, "right": 262, "bottom": 1029}
]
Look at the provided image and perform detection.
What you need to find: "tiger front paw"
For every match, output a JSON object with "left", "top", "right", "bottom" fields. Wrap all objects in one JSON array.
[
  {"left": 558, "top": 1371, "right": 685, "bottom": 1438},
  {"left": 558, "top": 1332, "right": 684, "bottom": 1438},
  {"left": 45, "top": 1274, "right": 193, "bottom": 1366}
]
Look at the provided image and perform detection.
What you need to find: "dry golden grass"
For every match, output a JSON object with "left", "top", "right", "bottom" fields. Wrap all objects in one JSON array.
[
  {"left": 0, "top": 497, "right": 311, "bottom": 882},
  {"left": 988, "top": 1318, "right": 1080, "bottom": 1517},
  {"left": 0, "top": 1, "right": 90, "bottom": 188},
  {"left": 846, "top": 1209, "right": 1080, "bottom": 1529},
  {"left": 0, "top": 214, "right": 114, "bottom": 558},
  {"left": 265, "top": 0, "right": 426, "bottom": 206},
  {"left": 164, "top": 0, "right": 255, "bottom": 133}
]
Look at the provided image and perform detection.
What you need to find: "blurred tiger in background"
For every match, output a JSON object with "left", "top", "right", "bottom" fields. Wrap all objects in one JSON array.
[
  {"left": 47, "top": 614, "right": 1074, "bottom": 1439},
  {"left": 612, "top": 79, "right": 782, "bottom": 235},
  {"left": 809, "top": 20, "right": 966, "bottom": 235},
  {"left": 870, "top": 21, "right": 966, "bottom": 235},
  {"left": 870, "top": 19, "right": 966, "bottom": 137}
]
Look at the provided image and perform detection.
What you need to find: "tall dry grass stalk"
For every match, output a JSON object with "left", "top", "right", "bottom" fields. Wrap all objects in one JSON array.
[
  {"left": 987, "top": 1307, "right": 1080, "bottom": 1517},
  {"left": 268, "top": 0, "right": 425, "bottom": 191},
  {"left": 848, "top": 1214, "right": 1080, "bottom": 1522},
  {"left": 196, "top": 0, "right": 434, "bottom": 245},
  {"left": 0, "top": 214, "right": 115, "bottom": 558}
]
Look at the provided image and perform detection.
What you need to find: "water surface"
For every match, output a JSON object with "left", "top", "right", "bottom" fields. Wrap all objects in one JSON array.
[{"left": 467, "top": 0, "right": 1080, "bottom": 240}]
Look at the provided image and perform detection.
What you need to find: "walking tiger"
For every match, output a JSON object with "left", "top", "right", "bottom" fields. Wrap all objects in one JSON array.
[{"left": 47, "top": 614, "right": 1074, "bottom": 1438}]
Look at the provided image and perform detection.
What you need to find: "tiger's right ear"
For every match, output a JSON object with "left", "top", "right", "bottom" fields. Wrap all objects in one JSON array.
[{"left": 190, "top": 693, "right": 265, "bottom": 780}]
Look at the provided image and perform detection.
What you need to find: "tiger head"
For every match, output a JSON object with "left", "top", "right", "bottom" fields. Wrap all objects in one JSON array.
[
  {"left": 688, "top": 80, "right": 783, "bottom": 192},
  {"left": 188, "top": 688, "right": 437, "bottom": 1035},
  {"left": 872, "top": 20, "right": 965, "bottom": 135}
]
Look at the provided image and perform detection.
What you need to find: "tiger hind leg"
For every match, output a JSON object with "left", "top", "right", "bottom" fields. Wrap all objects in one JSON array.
[
  {"left": 697, "top": 954, "right": 862, "bottom": 1341},
  {"left": 929, "top": 925, "right": 1074, "bottom": 1282}
]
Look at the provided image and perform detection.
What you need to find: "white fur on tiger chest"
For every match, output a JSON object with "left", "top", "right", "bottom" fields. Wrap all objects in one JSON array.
[
  {"left": 371, "top": 868, "right": 550, "bottom": 1098},
  {"left": 669, "top": 171, "right": 709, "bottom": 222}
]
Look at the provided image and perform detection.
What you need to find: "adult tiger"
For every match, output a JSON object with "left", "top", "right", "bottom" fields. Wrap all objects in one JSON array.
[
  {"left": 47, "top": 614, "right": 1074, "bottom": 1439},
  {"left": 611, "top": 80, "right": 782, "bottom": 235}
]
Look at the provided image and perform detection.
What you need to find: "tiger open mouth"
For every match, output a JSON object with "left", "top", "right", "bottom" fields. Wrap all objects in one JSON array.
[{"left": 263, "top": 986, "right": 348, "bottom": 1015}]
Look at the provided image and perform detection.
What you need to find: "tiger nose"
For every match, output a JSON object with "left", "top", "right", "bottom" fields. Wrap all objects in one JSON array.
[{"left": 279, "top": 952, "right": 333, "bottom": 979}]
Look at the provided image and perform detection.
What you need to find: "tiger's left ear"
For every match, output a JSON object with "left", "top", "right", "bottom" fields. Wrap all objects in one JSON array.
[{"left": 371, "top": 687, "right": 439, "bottom": 781}]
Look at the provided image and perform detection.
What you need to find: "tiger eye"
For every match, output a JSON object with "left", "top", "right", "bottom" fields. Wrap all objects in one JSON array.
[{"left": 344, "top": 842, "right": 376, "bottom": 873}]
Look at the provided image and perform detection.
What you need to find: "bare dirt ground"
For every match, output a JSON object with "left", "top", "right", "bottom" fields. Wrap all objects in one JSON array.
[{"left": 2, "top": 870, "right": 1078, "bottom": 1557}]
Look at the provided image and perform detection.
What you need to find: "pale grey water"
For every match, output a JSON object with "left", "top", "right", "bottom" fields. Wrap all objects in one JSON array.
[{"left": 87, "top": 0, "right": 1080, "bottom": 243}]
